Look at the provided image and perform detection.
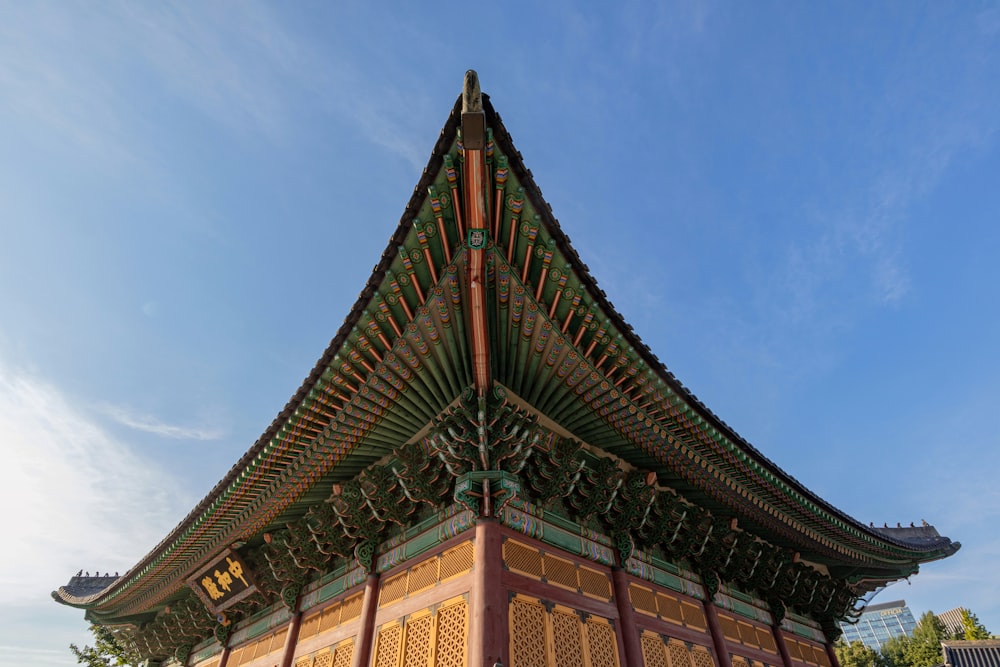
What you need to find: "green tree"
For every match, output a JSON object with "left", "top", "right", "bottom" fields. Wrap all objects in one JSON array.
[
  {"left": 69, "top": 624, "right": 134, "bottom": 667},
  {"left": 880, "top": 634, "right": 911, "bottom": 667},
  {"left": 959, "top": 608, "right": 991, "bottom": 640},
  {"left": 904, "top": 611, "right": 947, "bottom": 667},
  {"left": 836, "top": 640, "right": 883, "bottom": 667}
]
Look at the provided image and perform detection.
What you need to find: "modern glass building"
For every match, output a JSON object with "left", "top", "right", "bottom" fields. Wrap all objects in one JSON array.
[{"left": 840, "top": 600, "right": 919, "bottom": 650}]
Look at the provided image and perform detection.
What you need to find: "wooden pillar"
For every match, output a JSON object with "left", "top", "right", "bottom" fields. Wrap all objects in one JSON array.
[
  {"left": 772, "top": 625, "right": 793, "bottom": 667},
  {"left": 825, "top": 640, "right": 842, "bottom": 667},
  {"left": 279, "top": 607, "right": 303, "bottom": 667},
  {"left": 704, "top": 599, "right": 732, "bottom": 667},
  {"left": 611, "top": 568, "right": 645, "bottom": 667},
  {"left": 217, "top": 645, "right": 231, "bottom": 667},
  {"left": 351, "top": 573, "right": 381, "bottom": 667},
  {"left": 469, "top": 518, "right": 508, "bottom": 667}
]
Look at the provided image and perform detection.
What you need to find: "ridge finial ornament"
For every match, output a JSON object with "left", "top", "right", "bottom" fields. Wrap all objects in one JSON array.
[
  {"left": 461, "top": 70, "right": 486, "bottom": 149},
  {"left": 463, "top": 70, "right": 482, "bottom": 113}
]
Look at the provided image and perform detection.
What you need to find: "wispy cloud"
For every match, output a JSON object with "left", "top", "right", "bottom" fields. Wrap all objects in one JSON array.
[
  {"left": 98, "top": 403, "right": 225, "bottom": 441},
  {"left": 0, "top": 361, "right": 189, "bottom": 606}
]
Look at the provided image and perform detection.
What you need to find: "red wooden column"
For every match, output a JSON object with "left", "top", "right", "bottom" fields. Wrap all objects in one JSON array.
[
  {"left": 704, "top": 598, "right": 733, "bottom": 667},
  {"left": 351, "top": 573, "right": 381, "bottom": 667},
  {"left": 772, "top": 624, "right": 794, "bottom": 667},
  {"left": 217, "top": 646, "right": 231, "bottom": 667},
  {"left": 611, "top": 567, "right": 645, "bottom": 667},
  {"left": 279, "top": 606, "right": 303, "bottom": 667},
  {"left": 825, "top": 639, "right": 842, "bottom": 667},
  {"left": 469, "top": 518, "right": 508, "bottom": 667}
]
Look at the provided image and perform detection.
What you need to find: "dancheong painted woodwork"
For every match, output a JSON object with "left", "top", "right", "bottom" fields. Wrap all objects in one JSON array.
[{"left": 53, "top": 71, "right": 958, "bottom": 667}]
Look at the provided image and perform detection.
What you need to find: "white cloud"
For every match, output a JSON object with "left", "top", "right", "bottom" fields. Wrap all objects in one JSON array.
[
  {"left": 0, "top": 362, "right": 188, "bottom": 605},
  {"left": 98, "top": 403, "right": 224, "bottom": 441}
]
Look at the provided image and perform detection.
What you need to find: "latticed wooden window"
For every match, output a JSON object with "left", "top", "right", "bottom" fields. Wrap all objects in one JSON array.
[
  {"left": 505, "top": 540, "right": 544, "bottom": 578},
  {"left": 295, "top": 654, "right": 315, "bottom": 667},
  {"left": 331, "top": 640, "right": 353, "bottom": 667},
  {"left": 630, "top": 583, "right": 659, "bottom": 616},
  {"left": 402, "top": 613, "right": 433, "bottom": 667},
  {"left": 756, "top": 627, "right": 777, "bottom": 654},
  {"left": 585, "top": 617, "right": 620, "bottom": 667},
  {"left": 312, "top": 650, "right": 333, "bottom": 667},
  {"left": 408, "top": 559, "right": 439, "bottom": 595},
  {"left": 510, "top": 597, "right": 547, "bottom": 667},
  {"left": 738, "top": 622, "right": 758, "bottom": 647},
  {"left": 691, "top": 644, "right": 716, "bottom": 667},
  {"left": 669, "top": 639, "right": 694, "bottom": 667},
  {"left": 719, "top": 614, "right": 741, "bottom": 642},
  {"left": 543, "top": 554, "right": 578, "bottom": 591},
  {"left": 319, "top": 603, "right": 341, "bottom": 634},
  {"left": 380, "top": 572, "right": 408, "bottom": 607},
  {"left": 300, "top": 610, "right": 322, "bottom": 640},
  {"left": 551, "top": 608, "right": 584, "bottom": 667},
  {"left": 340, "top": 592, "right": 364, "bottom": 623},
  {"left": 439, "top": 541, "right": 474, "bottom": 580},
  {"left": 434, "top": 599, "right": 467, "bottom": 667},
  {"left": 373, "top": 623, "right": 403, "bottom": 667},
  {"left": 657, "top": 592, "right": 684, "bottom": 624},
  {"left": 732, "top": 655, "right": 750, "bottom": 667},
  {"left": 641, "top": 631, "right": 668, "bottom": 667},
  {"left": 579, "top": 566, "right": 612, "bottom": 601},
  {"left": 681, "top": 601, "right": 708, "bottom": 631}
]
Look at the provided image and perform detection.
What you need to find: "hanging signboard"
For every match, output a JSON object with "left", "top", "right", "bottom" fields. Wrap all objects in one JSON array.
[{"left": 187, "top": 549, "right": 257, "bottom": 613}]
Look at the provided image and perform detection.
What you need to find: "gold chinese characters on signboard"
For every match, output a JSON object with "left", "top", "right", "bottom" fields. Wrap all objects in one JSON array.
[{"left": 187, "top": 549, "right": 257, "bottom": 613}]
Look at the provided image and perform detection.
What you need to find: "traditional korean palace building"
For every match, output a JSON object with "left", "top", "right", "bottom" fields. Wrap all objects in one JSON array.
[{"left": 53, "top": 72, "right": 959, "bottom": 667}]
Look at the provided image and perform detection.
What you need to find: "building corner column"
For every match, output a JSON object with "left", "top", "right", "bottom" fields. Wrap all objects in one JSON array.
[
  {"left": 217, "top": 646, "right": 231, "bottom": 667},
  {"left": 611, "top": 567, "right": 645, "bottom": 667},
  {"left": 469, "top": 518, "right": 508, "bottom": 667},
  {"left": 823, "top": 625, "right": 843, "bottom": 667},
  {"left": 350, "top": 573, "right": 381, "bottom": 667}
]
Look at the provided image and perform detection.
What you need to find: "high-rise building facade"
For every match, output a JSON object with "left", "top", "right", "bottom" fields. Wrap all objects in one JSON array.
[{"left": 840, "top": 600, "right": 919, "bottom": 650}]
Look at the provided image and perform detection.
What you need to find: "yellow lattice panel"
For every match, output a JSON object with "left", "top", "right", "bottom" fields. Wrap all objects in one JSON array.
[
  {"left": 786, "top": 638, "right": 803, "bottom": 662},
  {"left": 629, "top": 583, "right": 659, "bottom": 616},
  {"left": 380, "top": 572, "right": 408, "bottom": 606},
  {"left": 403, "top": 612, "right": 434, "bottom": 667},
  {"left": 331, "top": 640, "right": 353, "bottom": 667},
  {"left": 505, "top": 540, "right": 544, "bottom": 578},
  {"left": 439, "top": 541, "right": 474, "bottom": 580},
  {"left": 586, "top": 617, "right": 620, "bottom": 667},
  {"left": 579, "top": 566, "right": 613, "bottom": 601},
  {"left": 691, "top": 645, "right": 716, "bottom": 667},
  {"left": 757, "top": 627, "right": 777, "bottom": 654},
  {"left": 641, "top": 631, "right": 668, "bottom": 667},
  {"left": 657, "top": 592, "right": 684, "bottom": 625},
  {"left": 407, "top": 559, "right": 439, "bottom": 596},
  {"left": 752, "top": 660, "right": 766, "bottom": 667},
  {"left": 510, "top": 596, "right": 547, "bottom": 667},
  {"left": 551, "top": 607, "right": 585, "bottom": 667},
  {"left": 818, "top": 645, "right": 832, "bottom": 667},
  {"left": 543, "top": 553, "right": 579, "bottom": 591},
  {"left": 732, "top": 656, "right": 749, "bottom": 667},
  {"left": 681, "top": 601, "right": 708, "bottom": 631},
  {"left": 295, "top": 655, "right": 314, "bottom": 667},
  {"left": 319, "top": 603, "right": 341, "bottom": 634},
  {"left": 373, "top": 622, "right": 403, "bottom": 667},
  {"left": 718, "top": 614, "right": 741, "bottom": 642},
  {"left": 273, "top": 628, "right": 288, "bottom": 654},
  {"left": 434, "top": 599, "right": 467, "bottom": 667},
  {"left": 341, "top": 592, "right": 364, "bottom": 623},
  {"left": 301, "top": 609, "right": 322, "bottom": 640},
  {"left": 313, "top": 649, "right": 333, "bottom": 667},
  {"left": 669, "top": 639, "right": 694, "bottom": 667},
  {"left": 738, "top": 621, "right": 758, "bottom": 648}
]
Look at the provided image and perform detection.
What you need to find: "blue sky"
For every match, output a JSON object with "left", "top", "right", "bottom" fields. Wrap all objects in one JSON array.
[{"left": 2, "top": 3, "right": 999, "bottom": 665}]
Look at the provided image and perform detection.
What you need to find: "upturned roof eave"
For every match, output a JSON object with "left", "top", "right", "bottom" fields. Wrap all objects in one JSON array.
[{"left": 56, "top": 90, "right": 955, "bottom": 615}]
